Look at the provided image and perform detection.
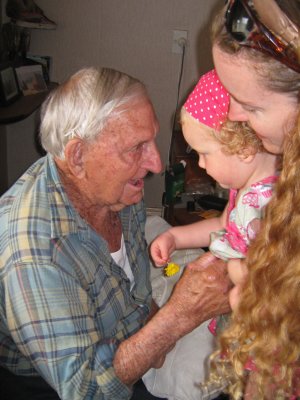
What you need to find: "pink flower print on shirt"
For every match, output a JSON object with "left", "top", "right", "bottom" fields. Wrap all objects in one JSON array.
[
  {"left": 261, "top": 188, "right": 273, "bottom": 199},
  {"left": 225, "top": 221, "right": 248, "bottom": 255},
  {"left": 242, "top": 190, "right": 259, "bottom": 209}
]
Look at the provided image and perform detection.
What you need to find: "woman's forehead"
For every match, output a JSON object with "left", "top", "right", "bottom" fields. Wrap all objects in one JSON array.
[{"left": 212, "top": 45, "right": 266, "bottom": 100}]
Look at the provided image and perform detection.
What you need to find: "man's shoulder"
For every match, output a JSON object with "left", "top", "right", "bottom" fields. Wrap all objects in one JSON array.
[{"left": 0, "top": 156, "right": 77, "bottom": 266}]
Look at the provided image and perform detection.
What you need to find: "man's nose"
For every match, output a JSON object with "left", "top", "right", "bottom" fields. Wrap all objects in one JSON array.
[{"left": 143, "top": 141, "right": 162, "bottom": 173}]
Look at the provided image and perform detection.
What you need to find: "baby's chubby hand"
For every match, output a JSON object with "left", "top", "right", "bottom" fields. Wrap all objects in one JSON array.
[{"left": 150, "top": 230, "right": 177, "bottom": 266}]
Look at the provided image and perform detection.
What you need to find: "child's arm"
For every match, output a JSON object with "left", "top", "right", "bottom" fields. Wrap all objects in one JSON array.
[{"left": 150, "top": 205, "right": 228, "bottom": 266}]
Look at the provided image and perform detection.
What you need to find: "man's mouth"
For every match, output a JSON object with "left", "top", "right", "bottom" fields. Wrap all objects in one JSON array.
[{"left": 129, "top": 178, "right": 144, "bottom": 188}]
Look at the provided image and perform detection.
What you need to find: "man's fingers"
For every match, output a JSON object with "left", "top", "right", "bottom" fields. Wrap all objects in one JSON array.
[{"left": 187, "top": 252, "right": 218, "bottom": 271}]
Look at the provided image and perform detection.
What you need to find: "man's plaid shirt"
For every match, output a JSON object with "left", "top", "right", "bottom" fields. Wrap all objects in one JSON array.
[{"left": 0, "top": 155, "right": 152, "bottom": 399}]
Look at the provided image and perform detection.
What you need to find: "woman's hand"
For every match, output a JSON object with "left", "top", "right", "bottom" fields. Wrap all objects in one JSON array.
[
  {"left": 227, "top": 258, "right": 248, "bottom": 285},
  {"left": 227, "top": 258, "right": 248, "bottom": 310}
]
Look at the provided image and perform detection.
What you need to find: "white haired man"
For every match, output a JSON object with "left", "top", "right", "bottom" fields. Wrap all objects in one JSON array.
[{"left": 0, "top": 67, "right": 230, "bottom": 399}]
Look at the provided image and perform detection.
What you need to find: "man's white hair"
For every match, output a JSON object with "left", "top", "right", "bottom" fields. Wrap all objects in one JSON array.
[{"left": 39, "top": 67, "right": 148, "bottom": 159}]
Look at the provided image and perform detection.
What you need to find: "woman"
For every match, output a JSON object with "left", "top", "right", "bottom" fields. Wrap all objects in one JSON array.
[{"left": 208, "top": 1, "right": 300, "bottom": 398}]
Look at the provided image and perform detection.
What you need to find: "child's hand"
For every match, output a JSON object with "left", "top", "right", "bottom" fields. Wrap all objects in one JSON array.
[{"left": 150, "top": 230, "right": 176, "bottom": 266}]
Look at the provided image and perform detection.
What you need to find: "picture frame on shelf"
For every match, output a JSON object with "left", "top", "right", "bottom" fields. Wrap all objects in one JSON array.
[
  {"left": 0, "top": 64, "right": 21, "bottom": 106},
  {"left": 26, "top": 54, "right": 52, "bottom": 83},
  {"left": 15, "top": 64, "right": 48, "bottom": 96}
]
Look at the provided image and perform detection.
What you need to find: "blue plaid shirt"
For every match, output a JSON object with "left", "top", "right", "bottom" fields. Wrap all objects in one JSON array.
[{"left": 0, "top": 155, "right": 152, "bottom": 399}]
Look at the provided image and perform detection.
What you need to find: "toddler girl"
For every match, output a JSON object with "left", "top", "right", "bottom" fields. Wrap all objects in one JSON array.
[{"left": 150, "top": 69, "right": 278, "bottom": 314}]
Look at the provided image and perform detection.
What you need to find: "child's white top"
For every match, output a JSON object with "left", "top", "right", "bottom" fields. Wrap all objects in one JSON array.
[{"left": 209, "top": 175, "right": 277, "bottom": 260}]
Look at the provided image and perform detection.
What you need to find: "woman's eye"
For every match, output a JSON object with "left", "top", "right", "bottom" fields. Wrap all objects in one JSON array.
[{"left": 243, "top": 105, "right": 257, "bottom": 113}]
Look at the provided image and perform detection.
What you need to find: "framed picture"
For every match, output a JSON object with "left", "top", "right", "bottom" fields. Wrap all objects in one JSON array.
[
  {"left": 0, "top": 65, "right": 21, "bottom": 106},
  {"left": 15, "top": 64, "right": 48, "bottom": 96}
]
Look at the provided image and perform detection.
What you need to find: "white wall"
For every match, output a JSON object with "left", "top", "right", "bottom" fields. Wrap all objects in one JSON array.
[{"left": 18, "top": 0, "right": 223, "bottom": 206}]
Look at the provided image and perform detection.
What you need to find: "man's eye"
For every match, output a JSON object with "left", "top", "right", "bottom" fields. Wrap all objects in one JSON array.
[{"left": 129, "top": 143, "right": 144, "bottom": 153}]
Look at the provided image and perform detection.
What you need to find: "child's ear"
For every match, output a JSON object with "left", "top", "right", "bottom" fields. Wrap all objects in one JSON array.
[
  {"left": 238, "top": 152, "right": 256, "bottom": 164},
  {"left": 64, "top": 138, "right": 86, "bottom": 179}
]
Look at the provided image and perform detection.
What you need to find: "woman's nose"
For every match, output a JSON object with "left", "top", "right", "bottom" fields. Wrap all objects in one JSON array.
[
  {"left": 198, "top": 156, "right": 205, "bottom": 170},
  {"left": 228, "top": 98, "right": 248, "bottom": 122}
]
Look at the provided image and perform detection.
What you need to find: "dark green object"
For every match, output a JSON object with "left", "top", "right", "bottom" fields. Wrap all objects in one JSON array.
[{"left": 165, "top": 162, "right": 185, "bottom": 204}]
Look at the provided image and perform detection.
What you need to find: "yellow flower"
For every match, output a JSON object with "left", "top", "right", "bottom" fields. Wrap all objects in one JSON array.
[{"left": 164, "top": 262, "right": 180, "bottom": 277}]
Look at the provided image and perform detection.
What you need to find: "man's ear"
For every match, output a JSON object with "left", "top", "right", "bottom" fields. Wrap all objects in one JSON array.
[{"left": 64, "top": 138, "right": 86, "bottom": 178}]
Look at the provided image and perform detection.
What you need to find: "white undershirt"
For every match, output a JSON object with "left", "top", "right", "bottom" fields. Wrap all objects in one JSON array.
[{"left": 111, "top": 234, "right": 135, "bottom": 290}]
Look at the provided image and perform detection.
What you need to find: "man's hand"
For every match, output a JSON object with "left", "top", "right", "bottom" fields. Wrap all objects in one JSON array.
[
  {"left": 114, "top": 254, "right": 230, "bottom": 385},
  {"left": 167, "top": 255, "right": 231, "bottom": 332},
  {"left": 187, "top": 251, "right": 218, "bottom": 271}
]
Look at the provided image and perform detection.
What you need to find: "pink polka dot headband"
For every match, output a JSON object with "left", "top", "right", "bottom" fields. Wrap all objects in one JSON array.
[{"left": 183, "top": 69, "right": 229, "bottom": 131}]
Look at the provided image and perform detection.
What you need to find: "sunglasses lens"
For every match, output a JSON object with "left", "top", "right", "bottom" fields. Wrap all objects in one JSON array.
[
  {"left": 226, "top": 0, "right": 254, "bottom": 42},
  {"left": 224, "top": 0, "right": 300, "bottom": 72}
]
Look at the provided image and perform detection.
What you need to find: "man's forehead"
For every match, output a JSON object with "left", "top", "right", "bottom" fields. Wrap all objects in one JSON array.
[{"left": 111, "top": 98, "right": 156, "bottom": 125}]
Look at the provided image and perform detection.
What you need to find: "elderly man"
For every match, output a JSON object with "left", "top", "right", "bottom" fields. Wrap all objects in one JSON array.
[{"left": 0, "top": 67, "right": 229, "bottom": 399}]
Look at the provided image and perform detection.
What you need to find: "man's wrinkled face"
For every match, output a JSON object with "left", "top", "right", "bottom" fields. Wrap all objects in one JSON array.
[{"left": 82, "top": 98, "right": 162, "bottom": 211}]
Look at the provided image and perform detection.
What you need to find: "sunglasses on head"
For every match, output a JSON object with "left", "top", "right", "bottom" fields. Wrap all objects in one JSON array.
[{"left": 225, "top": 0, "right": 300, "bottom": 73}]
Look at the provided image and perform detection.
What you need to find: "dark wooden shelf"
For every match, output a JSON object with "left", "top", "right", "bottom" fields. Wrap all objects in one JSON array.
[
  {"left": 0, "top": 82, "right": 58, "bottom": 124},
  {"left": 164, "top": 205, "right": 203, "bottom": 226}
]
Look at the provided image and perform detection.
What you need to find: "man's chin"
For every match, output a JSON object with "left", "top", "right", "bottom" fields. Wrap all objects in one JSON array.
[{"left": 117, "top": 191, "right": 143, "bottom": 209}]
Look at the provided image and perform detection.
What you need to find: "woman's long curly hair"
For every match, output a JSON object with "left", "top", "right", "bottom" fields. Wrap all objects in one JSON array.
[{"left": 207, "top": 2, "right": 300, "bottom": 398}]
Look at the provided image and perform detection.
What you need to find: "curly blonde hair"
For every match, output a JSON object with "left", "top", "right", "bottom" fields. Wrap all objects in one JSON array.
[
  {"left": 206, "top": 2, "right": 300, "bottom": 399},
  {"left": 181, "top": 107, "right": 264, "bottom": 158},
  {"left": 217, "top": 119, "right": 264, "bottom": 158}
]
